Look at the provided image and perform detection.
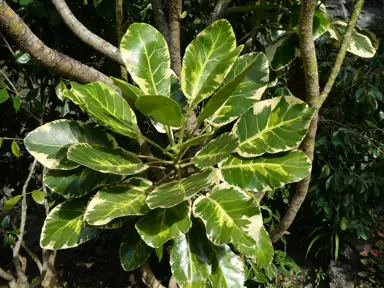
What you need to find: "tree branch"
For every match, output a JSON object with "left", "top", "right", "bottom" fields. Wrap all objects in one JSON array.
[
  {"left": 169, "top": 0, "right": 182, "bottom": 76},
  {"left": 51, "top": 0, "right": 124, "bottom": 65},
  {"left": 319, "top": 0, "right": 364, "bottom": 104},
  {"left": 207, "top": 0, "right": 232, "bottom": 26},
  {"left": 22, "top": 241, "right": 43, "bottom": 274},
  {"left": 0, "top": 0, "right": 114, "bottom": 86},
  {"left": 0, "top": 267, "right": 14, "bottom": 282},
  {"left": 270, "top": 0, "right": 320, "bottom": 243},
  {"left": 115, "top": 0, "right": 128, "bottom": 80},
  {"left": 152, "top": 0, "right": 170, "bottom": 42},
  {"left": 140, "top": 263, "right": 165, "bottom": 288},
  {"left": 13, "top": 159, "right": 38, "bottom": 281}
]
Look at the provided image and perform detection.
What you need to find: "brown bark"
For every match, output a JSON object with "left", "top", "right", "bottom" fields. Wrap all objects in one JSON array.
[
  {"left": 152, "top": 0, "right": 170, "bottom": 43},
  {"left": 270, "top": 0, "right": 320, "bottom": 243},
  {"left": 51, "top": 0, "right": 124, "bottom": 65},
  {"left": 207, "top": 0, "right": 232, "bottom": 25},
  {"left": 169, "top": 0, "right": 182, "bottom": 76},
  {"left": 115, "top": 0, "right": 128, "bottom": 80},
  {"left": 0, "top": 0, "right": 114, "bottom": 86}
]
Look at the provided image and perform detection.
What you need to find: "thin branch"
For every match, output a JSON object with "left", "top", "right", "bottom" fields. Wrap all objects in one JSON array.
[
  {"left": 319, "top": 0, "right": 364, "bottom": 104},
  {"left": 0, "top": 0, "right": 114, "bottom": 86},
  {"left": 207, "top": 0, "right": 232, "bottom": 26},
  {"left": 0, "top": 137, "right": 23, "bottom": 141},
  {"left": 22, "top": 241, "right": 43, "bottom": 274},
  {"left": 13, "top": 159, "right": 39, "bottom": 280},
  {"left": 0, "top": 267, "right": 14, "bottom": 282},
  {"left": 140, "top": 263, "right": 165, "bottom": 288},
  {"left": 169, "top": 0, "right": 182, "bottom": 76},
  {"left": 51, "top": 0, "right": 124, "bottom": 65},
  {"left": 270, "top": 0, "right": 320, "bottom": 243},
  {"left": 115, "top": 0, "right": 128, "bottom": 80},
  {"left": 0, "top": 31, "right": 14, "bottom": 54},
  {"left": 151, "top": 0, "right": 170, "bottom": 42}
]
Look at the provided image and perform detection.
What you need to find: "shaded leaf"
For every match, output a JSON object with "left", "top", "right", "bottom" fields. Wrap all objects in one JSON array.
[
  {"left": 13, "top": 95, "right": 21, "bottom": 112},
  {"left": 40, "top": 198, "right": 100, "bottom": 249},
  {"left": 32, "top": 190, "right": 46, "bottom": 205},
  {"left": 121, "top": 23, "right": 170, "bottom": 96},
  {"left": 0, "top": 89, "right": 9, "bottom": 104},
  {"left": 120, "top": 225, "right": 153, "bottom": 271},
  {"left": 67, "top": 143, "right": 147, "bottom": 175},
  {"left": 266, "top": 32, "right": 300, "bottom": 71},
  {"left": 24, "top": 120, "right": 113, "bottom": 170},
  {"left": 146, "top": 169, "right": 218, "bottom": 209},
  {"left": 11, "top": 141, "right": 20, "bottom": 158},
  {"left": 135, "top": 201, "right": 192, "bottom": 248},
  {"left": 219, "top": 151, "right": 311, "bottom": 192}
]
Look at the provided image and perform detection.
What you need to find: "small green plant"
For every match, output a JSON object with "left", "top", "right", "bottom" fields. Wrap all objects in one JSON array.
[
  {"left": 23, "top": 20, "right": 316, "bottom": 286},
  {"left": 315, "top": 267, "right": 326, "bottom": 288}
]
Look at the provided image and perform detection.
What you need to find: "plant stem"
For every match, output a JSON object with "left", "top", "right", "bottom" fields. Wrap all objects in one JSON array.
[
  {"left": 141, "top": 135, "right": 173, "bottom": 158},
  {"left": 165, "top": 125, "right": 175, "bottom": 146},
  {"left": 0, "top": 137, "right": 23, "bottom": 141}
]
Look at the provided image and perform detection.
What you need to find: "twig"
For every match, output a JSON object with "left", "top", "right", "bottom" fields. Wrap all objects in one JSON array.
[
  {"left": 0, "top": 30, "right": 14, "bottom": 54},
  {"left": 13, "top": 159, "right": 38, "bottom": 279},
  {"left": 140, "top": 263, "right": 165, "bottom": 288},
  {"left": 0, "top": 137, "right": 23, "bottom": 141},
  {"left": 207, "top": 0, "right": 232, "bottom": 25},
  {"left": 22, "top": 241, "right": 43, "bottom": 274},
  {"left": 0, "top": 267, "right": 14, "bottom": 282}
]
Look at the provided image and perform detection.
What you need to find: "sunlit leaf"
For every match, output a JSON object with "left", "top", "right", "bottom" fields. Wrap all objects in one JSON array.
[
  {"left": 110, "top": 76, "right": 144, "bottom": 101},
  {"left": 32, "top": 190, "right": 46, "bottom": 205},
  {"left": 4, "top": 195, "right": 22, "bottom": 211}
]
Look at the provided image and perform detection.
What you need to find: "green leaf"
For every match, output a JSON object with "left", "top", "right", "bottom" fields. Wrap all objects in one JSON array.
[
  {"left": 24, "top": 120, "right": 113, "bottom": 170},
  {"left": 266, "top": 32, "right": 300, "bottom": 71},
  {"left": 11, "top": 141, "right": 20, "bottom": 158},
  {"left": 252, "top": 269, "right": 268, "bottom": 283},
  {"left": 4, "top": 195, "right": 22, "bottom": 211},
  {"left": 265, "top": 263, "right": 278, "bottom": 281},
  {"left": 193, "top": 184, "right": 272, "bottom": 265},
  {"left": 234, "top": 96, "right": 315, "bottom": 157},
  {"left": 146, "top": 169, "right": 218, "bottom": 209},
  {"left": 0, "top": 89, "right": 9, "bottom": 104},
  {"left": 14, "top": 50, "right": 31, "bottom": 64},
  {"left": 110, "top": 77, "right": 144, "bottom": 101},
  {"left": 0, "top": 138, "right": 2, "bottom": 148},
  {"left": 207, "top": 52, "right": 269, "bottom": 126},
  {"left": 85, "top": 183, "right": 151, "bottom": 226},
  {"left": 210, "top": 244, "right": 244, "bottom": 288},
  {"left": 32, "top": 190, "right": 46, "bottom": 205},
  {"left": 40, "top": 198, "right": 100, "bottom": 249},
  {"left": 13, "top": 94, "right": 21, "bottom": 112},
  {"left": 192, "top": 133, "right": 239, "bottom": 168},
  {"left": 155, "top": 246, "right": 163, "bottom": 262},
  {"left": 120, "top": 225, "right": 153, "bottom": 271},
  {"left": 313, "top": 8, "right": 330, "bottom": 39},
  {"left": 67, "top": 143, "right": 147, "bottom": 175},
  {"left": 170, "top": 222, "right": 212, "bottom": 288},
  {"left": 121, "top": 23, "right": 171, "bottom": 96},
  {"left": 329, "top": 21, "right": 376, "bottom": 58},
  {"left": 219, "top": 151, "right": 311, "bottom": 192},
  {"left": 44, "top": 168, "right": 107, "bottom": 198},
  {"left": 135, "top": 201, "right": 192, "bottom": 248},
  {"left": 63, "top": 82, "right": 141, "bottom": 139},
  {"left": 165, "top": 132, "right": 214, "bottom": 152},
  {"left": 181, "top": 19, "right": 239, "bottom": 108},
  {"left": 136, "top": 95, "right": 186, "bottom": 127}
]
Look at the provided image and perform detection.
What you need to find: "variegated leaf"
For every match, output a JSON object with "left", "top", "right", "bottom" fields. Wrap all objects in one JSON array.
[
  {"left": 110, "top": 76, "right": 144, "bottom": 101},
  {"left": 44, "top": 168, "right": 106, "bottom": 198},
  {"left": 24, "top": 120, "right": 113, "bottom": 170},
  {"left": 266, "top": 32, "right": 300, "bottom": 71},
  {"left": 67, "top": 143, "right": 147, "bottom": 175},
  {"left": 181, "top": 19, "right": 239, "bottom": 109},
  {"left": 40, "top": 198, "right": 100, "bottom": 250},
  {"left": 120, "top": 23, "right": 171, "bottom": 96},
  {"left": 207, "top": 52, "right": 269, "bottom": 126},
  {"left": 210, "top": 244, "right": 244, "bottom": 288},
  {"left": 234, "top": 96, "right": 315, "bottom": 157},
  {"left": 170, "top": 221, "right": 212, "bottom": 288},
  {"left": 219, "top": 151, "right": 311, "bottom": 192},
  {"left": 135, "top": 201, "right": 192, "bottom": 248},
  {"left": 329, "top": 21, "right": 376, "bottom": 58},
  {"left": 146, "top": 169, "right": 218, "bottom": 209},
  {"left": 85, "top": 181, "right": 151, "bottom": 226},
  {"left": 63, "top": 82, "right": 141, "bottom": 139},
  {"left": 193, "top": 184, "right": 266, "bottom": 261},
  {"left": 193, "top": 133, "right": 239, "bottom": 168}
]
